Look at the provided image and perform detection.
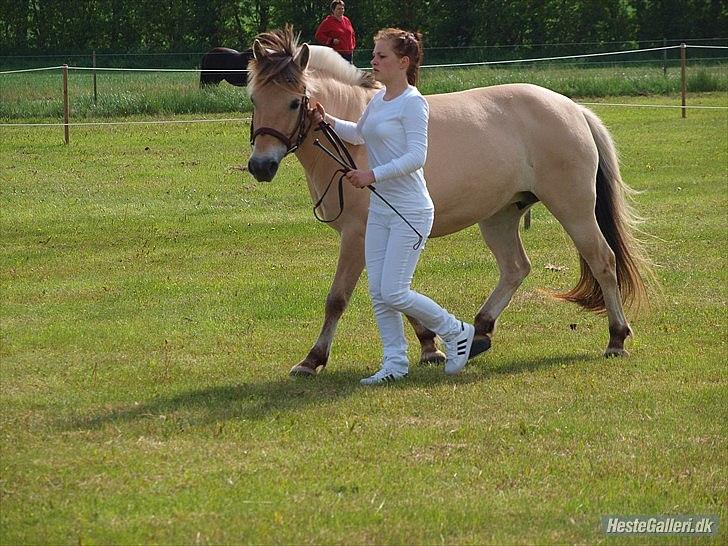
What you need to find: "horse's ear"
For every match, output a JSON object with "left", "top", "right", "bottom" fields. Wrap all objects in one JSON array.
[
  {"left": 294, "top": 43, "right": 310, "bottom": 70},
  {"left": 252, "top": 39, "right": 266, "bottom": 61}
]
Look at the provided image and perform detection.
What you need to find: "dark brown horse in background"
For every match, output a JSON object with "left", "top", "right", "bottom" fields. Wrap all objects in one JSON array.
[{"left": 199, "top": 47, "right": 253, "bottom": 87}]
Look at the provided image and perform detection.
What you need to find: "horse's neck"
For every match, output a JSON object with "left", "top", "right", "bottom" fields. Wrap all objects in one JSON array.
[
  {"left": 298, "top": 77, "right": 376, "bottom": 184},
  {"left": 315, "top": 77, "right": 376, "bottom": 122}
]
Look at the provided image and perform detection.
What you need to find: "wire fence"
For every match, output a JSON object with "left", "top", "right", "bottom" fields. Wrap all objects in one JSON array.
[
  {"left": 2, "top": 43, "right": 727, "bottom": 75},
  {"left": 1, "top": 44, "right": 726, "bottom": 137},
  {"left": 2, "top": 37, "right": 726, "bottom": 68}
]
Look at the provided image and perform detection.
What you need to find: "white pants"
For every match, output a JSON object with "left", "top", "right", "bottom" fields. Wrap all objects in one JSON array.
[{"left": 365, "top": 207, "right": 460, "bottom": 372}]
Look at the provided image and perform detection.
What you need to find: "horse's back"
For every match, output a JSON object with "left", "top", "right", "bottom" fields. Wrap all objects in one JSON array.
[
  {"left": 427, "top": 83, "right": 586, "bottom": 136},
  {"left": 425, "top": 84, "right": 599, "bottom": 235}
]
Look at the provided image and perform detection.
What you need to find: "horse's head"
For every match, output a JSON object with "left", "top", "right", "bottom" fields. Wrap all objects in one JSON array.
[{"left": 247, "top": 27, "right": 310, "bottom": 182}]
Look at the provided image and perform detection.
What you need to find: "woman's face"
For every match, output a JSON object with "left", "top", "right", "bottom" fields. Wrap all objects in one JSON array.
[
  {"left": 333, "top": 4, "right": 345, "bottom": 19},
  {"left": 371, "top": 39, "right": 407, "bottom": 85}
]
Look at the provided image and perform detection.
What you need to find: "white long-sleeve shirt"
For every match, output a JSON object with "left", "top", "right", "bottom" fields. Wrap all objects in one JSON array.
[{"left": 330, "top": 85, "right": 433, "bottom": 214}]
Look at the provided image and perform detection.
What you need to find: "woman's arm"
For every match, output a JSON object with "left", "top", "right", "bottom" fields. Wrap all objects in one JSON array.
[
  {"left": 318, "top": 93, "right": 377, "bottom": 145},
  {"left": 326, "top": 115, "right": 363, "bottom": 145}
]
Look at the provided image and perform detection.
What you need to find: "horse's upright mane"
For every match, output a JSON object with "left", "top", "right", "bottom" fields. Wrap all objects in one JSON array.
[
  {"left": 247, "top": 26, "right": 377, "bottom": 95},
  {"left": 307, "top": 45, "right": 379, "bottom": 90}
]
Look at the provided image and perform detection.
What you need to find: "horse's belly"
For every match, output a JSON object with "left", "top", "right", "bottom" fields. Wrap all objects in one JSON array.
[{"left": 425, "top": 127, "right": 530, "bottom": 236}]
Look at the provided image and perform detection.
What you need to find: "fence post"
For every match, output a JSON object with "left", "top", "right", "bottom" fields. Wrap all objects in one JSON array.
[
  {"left": 680, "top": 43, "right": 687, "bottom": 119},
  {"left": 93, "top": 50, "right": 97, "bottom": 104},
  {"left": 662, "top": 38, "right": 667, "bottom": 75},
  {"left": 62, "top": 64, "right": 69, "bottom": 144}
]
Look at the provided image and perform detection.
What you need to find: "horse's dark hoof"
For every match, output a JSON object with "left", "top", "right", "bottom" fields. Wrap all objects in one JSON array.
[
  {"left": 419, "top": 351, "right": 446, "bottom": 366},
  {"left": 604, "top": 348, "right": 629, "bottom": 358},
  {"left": 289, "top": 364, "right": 324, "bottom": 377},
  {"left": 469, "top": 335, "right": 491, "bottom": 359}
]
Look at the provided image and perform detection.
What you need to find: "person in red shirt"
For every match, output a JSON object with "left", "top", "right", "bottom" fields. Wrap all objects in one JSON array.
[{"left": 314, "top": 1, "right": 357, "bottom": 63}]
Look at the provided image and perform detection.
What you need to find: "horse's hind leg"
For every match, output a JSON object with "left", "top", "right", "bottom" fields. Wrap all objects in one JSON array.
[
  {"left": 405, "top": 315, "right": 446, "bottom": 364},
  {"left": 475, "top": 204, "right": 533, "bottom": 339},
  {"left": 541, "top": 197, "right": 632, "bottom": 356}
]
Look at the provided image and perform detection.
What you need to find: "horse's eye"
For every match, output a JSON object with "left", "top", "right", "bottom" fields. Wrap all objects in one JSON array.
[{"left": 290, "top": 99, "right": 300, "bottom": 110}]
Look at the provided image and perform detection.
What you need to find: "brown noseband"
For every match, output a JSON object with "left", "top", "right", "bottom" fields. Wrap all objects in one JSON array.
[{"left": 250, "top": 94, "right": 311, "bottom": 156}]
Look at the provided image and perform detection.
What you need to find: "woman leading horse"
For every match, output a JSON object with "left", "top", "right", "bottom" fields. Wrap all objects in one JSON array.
[{"left": 246, "top": 26, "right": 651, "bottom": 377}]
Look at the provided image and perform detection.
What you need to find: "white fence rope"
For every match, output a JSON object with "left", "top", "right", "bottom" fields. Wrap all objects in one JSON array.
[
  {"left": 0, "top": 65, "right": 65, "bottom": 74},
  {"left": 422, "top": 45, "right": 683, "bottom": 69},
  {"left": 70, "top": 66, "right": 244, "bottom": 73},
  {"left": 51, "top": 45, "right": 691, "bottom": 72},
  {"left": 1, "top": 44, "right": 726, "bottom": 75},
  {"left": 579, "top": 102, "right": 727, "bottom": 109}
]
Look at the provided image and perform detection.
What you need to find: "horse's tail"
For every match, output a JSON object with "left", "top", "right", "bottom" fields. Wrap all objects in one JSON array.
[{"left": 556, "top": 106, "right": 652, "bottom": 313}]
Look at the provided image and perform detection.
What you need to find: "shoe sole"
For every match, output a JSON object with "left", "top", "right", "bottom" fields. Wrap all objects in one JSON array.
[{"left": 360, "top": 373, "right": 407, "bottom": 386}]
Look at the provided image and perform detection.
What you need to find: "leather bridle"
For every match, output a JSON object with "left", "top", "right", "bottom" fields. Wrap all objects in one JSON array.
[{"left": 249, "top": 93, "right": 311, "bottom": 156}]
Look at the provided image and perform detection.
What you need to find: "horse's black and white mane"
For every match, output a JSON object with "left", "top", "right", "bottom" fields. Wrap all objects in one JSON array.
[{"left": 247, "top": 26, "right": 378, "bottom": 95}]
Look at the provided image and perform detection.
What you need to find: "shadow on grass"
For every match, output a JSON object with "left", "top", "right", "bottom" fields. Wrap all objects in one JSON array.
[
  {"left": 67, "top": 369, "right": 365, "bottom": 431},
  {"left": 66, "top": 352, "right": 595, "bottom": 431},
  {"left": 482, "top": 352, "right": 599, "bottom": 377}
]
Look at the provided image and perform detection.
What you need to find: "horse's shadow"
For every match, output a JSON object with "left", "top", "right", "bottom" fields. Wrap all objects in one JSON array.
[{"left": 66, "top": 353, "right": 594, "bottom": 431}]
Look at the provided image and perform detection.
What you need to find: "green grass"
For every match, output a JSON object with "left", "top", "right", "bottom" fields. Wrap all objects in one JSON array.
[
  {"left": 1, "top": 62, "right": 726, "bottom": 119},
  {"left": 1, "top": 94, "right": 727, "bottom": 544}
]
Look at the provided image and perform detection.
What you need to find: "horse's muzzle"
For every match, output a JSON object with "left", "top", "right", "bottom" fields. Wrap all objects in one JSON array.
[{"left": 247, "top": 155, "right": 280, "bottom": 182}]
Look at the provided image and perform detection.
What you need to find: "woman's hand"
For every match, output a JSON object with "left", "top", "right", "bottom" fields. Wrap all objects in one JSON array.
[
  {"left": 345, "top": 169, "right": 375, "bottom": 188},
  {"left": 309, "top": 102, "right": 326, "bottom": 125}
]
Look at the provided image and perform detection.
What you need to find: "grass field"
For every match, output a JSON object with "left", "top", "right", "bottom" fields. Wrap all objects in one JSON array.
[{"left": 1, "top": 93, "right": 727, "bottom": 544}]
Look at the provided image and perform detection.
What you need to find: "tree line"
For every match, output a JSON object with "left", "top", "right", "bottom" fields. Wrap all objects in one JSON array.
[{"left": 1, "top": 0, "right": 725, "bottom": 60}]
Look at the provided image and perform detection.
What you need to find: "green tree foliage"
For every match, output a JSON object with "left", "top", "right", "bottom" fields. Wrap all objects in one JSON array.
[{"left": 0, "top": 0, "right": 725, "bottom": 59}]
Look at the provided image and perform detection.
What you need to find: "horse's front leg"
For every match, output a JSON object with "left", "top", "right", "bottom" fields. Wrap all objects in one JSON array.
[
  {"left": 289, "top": 227, "right": 365, "bottom": 376},
  {"left": 405, "top": 316, "right": 446, "bottom": 365}
]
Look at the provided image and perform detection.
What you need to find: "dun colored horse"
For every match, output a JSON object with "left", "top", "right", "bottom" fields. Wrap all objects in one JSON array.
[
  {"left": 199, "top": 47, "right": 253, "bottom": 87},
  {"left": 246, "top": 27, "right": 651, "bottom": 376}
]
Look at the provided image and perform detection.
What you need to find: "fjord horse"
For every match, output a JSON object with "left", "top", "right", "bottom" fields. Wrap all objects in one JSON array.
[
  {"left": 199, "top": 47, "right": 253, "bottom": 87},
  {"left": 246, "top": 27, "right": 651, "bottom": 376}
]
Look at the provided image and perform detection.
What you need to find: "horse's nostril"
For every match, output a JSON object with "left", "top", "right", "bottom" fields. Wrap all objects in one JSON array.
[{"left": 248, "top": 156, "right": 279, "bottom": 181}]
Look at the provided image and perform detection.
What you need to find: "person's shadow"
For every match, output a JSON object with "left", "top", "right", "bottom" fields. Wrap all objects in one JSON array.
[{"left": 65, "top": 353, "right": 595, "bottom": 431}]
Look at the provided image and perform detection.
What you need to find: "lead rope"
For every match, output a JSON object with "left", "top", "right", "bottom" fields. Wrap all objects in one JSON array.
[{"left": 312, "top": 121, "right": 424, "bottom": 250}]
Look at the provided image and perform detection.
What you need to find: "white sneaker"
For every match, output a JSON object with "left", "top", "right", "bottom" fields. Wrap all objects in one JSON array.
[
  {"left": 443, "top": 321, "right": 491, "bottom": 375},
  {"left": 443, "top": 321, "right": 475, "bottom": 375},
  {"left": 360, "top": 367, "right": 408, "bottom": 385}
]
